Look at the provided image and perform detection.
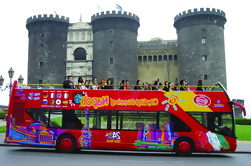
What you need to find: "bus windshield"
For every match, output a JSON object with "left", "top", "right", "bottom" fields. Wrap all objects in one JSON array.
[{"left": 188, "top": 112, "right": 234, "bottom": 137}]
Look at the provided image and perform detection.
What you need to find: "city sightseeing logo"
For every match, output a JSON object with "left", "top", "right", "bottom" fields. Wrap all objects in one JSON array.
[
  {"left": 193, "top": 94, "right": 211, "bottom": 107},
  {"left": 161, "top": 91, "right": 185, "bottom": 111}
]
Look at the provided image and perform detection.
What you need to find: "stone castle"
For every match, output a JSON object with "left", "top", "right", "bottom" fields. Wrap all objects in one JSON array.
[{"left": 26, "top": 8, "right": 227, "bottom": 87}]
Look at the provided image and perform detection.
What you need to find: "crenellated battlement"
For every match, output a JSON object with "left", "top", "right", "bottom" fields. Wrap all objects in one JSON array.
[
  {"left": 138, "top": 40, "right": 177, "bottom": 49},
  {"left": 174, "top": 8, "right": 226, "bottom": 22},
  {"left": 91, "top": 10, "right": 139, "bottom": 22},
  {"left": 26, "top": 14, "right": 69, "bottom": 25},
  {"left": 174, "top": 8, "right": 227, "bottom": 31}
]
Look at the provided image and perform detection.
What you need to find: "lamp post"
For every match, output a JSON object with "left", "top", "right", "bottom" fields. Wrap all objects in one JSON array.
[
  {"left": 0, "top": 67, "right": 24, "bottom": 97},
  {"left": 18, "top": 75, "right": 24, "bottom": 84},
  {"left": 0, "top": 75, "right": 3, "bottom": 87},
  {"left": 8, "top": 67, "right": 14, "bottom": 96}
]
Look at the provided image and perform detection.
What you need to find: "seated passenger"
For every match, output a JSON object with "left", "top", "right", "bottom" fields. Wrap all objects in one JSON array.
[
  {"left": 134, "top": 80, "right": 143, "bottom": 90},
  {"left": 180, "top": 80, "right": 186, "bottom": 91},
  {"left": 125, "top": 80, "right": 130, "bottom": 90},
  {"left": 158, "top": 82, "right": 163, "bottom": 91},
  {"left": 91, "top": 77, "right": 98, "bottom": 90},
  {"left": 168, "top": 82, "right": 173, "bottom": 91},
  {"left": 100, "top": 79, "right": 106, "bottom": 89},
  {"left": 163, "top": 81, "right": 169, "bottom": 92},
  {"left": 143, "top": 82, "right": 149, "bottom": 90},
  {"left": 196, "top": 80, "right": 203, "bottom": 91},
  {"left": 105, "top": 79, "right": 114, "bottom": 89},
  {"left": 173, "top": 83, "right": 179, "bottom": 91},
  {"left": 152, "top": 81, "right": 159, "bottom": 90},
  {"left": 119, "top": 80, "right": 126, "bottom": 90}
]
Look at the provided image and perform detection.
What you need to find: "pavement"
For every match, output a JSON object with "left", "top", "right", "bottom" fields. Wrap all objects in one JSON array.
[
  {"left": 0, "top": 119, "right": 6, "bottom": 126},
  {"left": 0, "top": 119, "right": 250, "bottom": 153}
]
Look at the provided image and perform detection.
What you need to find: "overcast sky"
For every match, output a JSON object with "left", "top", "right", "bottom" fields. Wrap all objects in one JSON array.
[{"left": 0, "top": 0, "right": 250, "bottom": 118}]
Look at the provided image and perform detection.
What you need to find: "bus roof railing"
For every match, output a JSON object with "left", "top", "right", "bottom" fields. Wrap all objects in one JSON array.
[{"left": 16, "top": 83, "right": 222, "bottom": 91}]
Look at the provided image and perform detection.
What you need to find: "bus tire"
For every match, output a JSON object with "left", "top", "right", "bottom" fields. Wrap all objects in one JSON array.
[
  {"left": 174, "top": 138, "right": 194, "bottom": 156},
  {"left": 56, "top": 134, "right": 77, "bottom": 153}
]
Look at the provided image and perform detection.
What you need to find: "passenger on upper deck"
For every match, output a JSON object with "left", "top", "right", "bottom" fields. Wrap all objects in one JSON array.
[
  {"left": 143, "top": 82, "right": 149, "bottom": 90},
  {"left": 100, "top": 79, "right": 106, "bottom": 89},
  {"left": 134, "top": 80, "right": 143, "bottom": 90},
  {"left": 152, "top": 81, "right": 159, "bottom": 90},
  {"left": 180, "top": 80, "right": 187, "bottom": 91},
  {"left": 91, "top": 77, "right": 98, "bottom": 90},
  {"left": 125, "top": 80, "right": 130, "bottom": 90},
  {"left": 105, "top": 79, "right": 113, "bottom": 89},
  {"left": 168, "top": 82, "right": 173, "bottom": 91},
  {"left": 196, "top": 80, "right": 204, "bottom": 91},
  {"left": 84, "top": 80, "right": 90, "bottom": 89},
  {"left": 63, "top": 76, "right": 75, "bottom": 89},
  {"left": 163, "top": 81, "right": 169, "bottom": 92},
  {"left": 119, "top": 80, "right": 126, "bottom": 90},
  {"left": 77, "top": 77, "right": 84, "bottom": 89},
  {"left": 158, "top": 82, "right": 163, "bottom": 91}
]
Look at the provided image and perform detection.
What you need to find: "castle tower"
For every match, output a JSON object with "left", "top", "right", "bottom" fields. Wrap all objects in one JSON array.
[
  {"left": 91, "top": 11, "right": 140, "bottom": 85},
  {"left": 26, "top": 14, "right": 69, "bottom": 84},
  {"left": 174, "top": 8, "right": 227, "bottom": 87}
]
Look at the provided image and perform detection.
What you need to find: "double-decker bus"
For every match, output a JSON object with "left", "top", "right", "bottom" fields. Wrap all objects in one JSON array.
[{"left": 5, "top": 81, "right": 245, "bottom": 156}]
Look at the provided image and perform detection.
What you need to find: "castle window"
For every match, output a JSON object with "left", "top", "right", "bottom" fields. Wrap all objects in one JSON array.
[
  {"left": 204, "top": 75, "right": 208, "bottom": 80},
  {"left": 201, "top": 29, "right": 206, "bottom": 37},
  {"left": 203, "top": 55, "right": 207, "bottom": 61},
  {"left": 164, "top": 55, "right": 167, "bottom": 61},
  {"left": 174, "top": 55, "right": 178, "bottom": 60},
  {"left": 40, "top": 62, "right": 44, "bottom": 67},
  {"left": 88, "top": 33, "right": 92, "bottom": 40},
  {"left": 39, "top": 80, "right": 43, "bottom": 84},
  {"left": 153, "top": 55, "right": 157, "bottom": 61},
  {"left": 202, "top": 37, "right": 206, "bottom": 44},
  {"left": 138, "top": 56, "right": 142, "bottom": 62},
  {"left": 158, "top": 55, "right": 162, "bottom": 61},
  {"left": 110, "top": 41, "right": 113, "bottom": 47},
  {"left": 81, "top": 33, "right": 85, "bottom": 40},
  {"left": 74, "top": 47, "right": 86, "bottom": 60},
  {"left": 110, "top": 58, "right": 113, "bottom": 64},
  {"left": 68, "top": 33, "right": 73, "bottom": 41},
  {"left": 110, "top": 29, "right": 114, "bottom": 35},
  {"left": 169, "top": 55, "right": 172, "bottom": 61},
  {"left": 75, "top": 32, "right": 79, "bottom": 41},
  {"left": 143, "top": 56, "right": 147, "bottom": 62},
  {"left": 40, "top": 33, "right": 44, "bottom": 37},
  {"left": 148, "top": 56, "right": 152, "bottom": 62}
]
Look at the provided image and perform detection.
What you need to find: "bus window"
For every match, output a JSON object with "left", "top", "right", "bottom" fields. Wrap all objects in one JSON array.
[
  {"left": 120, "top": 111, "right": 157, "bottom": 130},
  {"left": 89, "top": 110, "right": 97, "bottom": 129},
  {"left": 49, "top": 109, "right": 62, "bottom": 128},
  {"left": 187, "top": 113, "right": 207, "bottom": 128},
  {"left": 62, "top": 109, "right": 82, "bottom": 129},
  {"left": 26, "top": 108, "right": 49, "bottom": 127},
  {"left": 111, "top": 112, "right": 120, "bottom": 130},
  {"left": 159, "top": 112, "right": 170, "bottom": 129},
  {"left": 170, "top": 114, "right": 191, "bottom": 132}
]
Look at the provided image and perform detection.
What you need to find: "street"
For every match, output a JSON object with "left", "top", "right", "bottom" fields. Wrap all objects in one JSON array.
[{"left": 0, "top": 146, "right": 250, "bottom": 166}]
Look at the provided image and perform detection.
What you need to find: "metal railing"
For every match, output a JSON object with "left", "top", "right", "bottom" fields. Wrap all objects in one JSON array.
[{"left": 17, "top": 83, "right": 221, "bottom": 91}]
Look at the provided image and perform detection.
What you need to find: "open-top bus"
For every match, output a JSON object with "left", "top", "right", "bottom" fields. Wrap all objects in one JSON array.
[{"left": 5, "top": 81, "right": 245, "bottom": 156}]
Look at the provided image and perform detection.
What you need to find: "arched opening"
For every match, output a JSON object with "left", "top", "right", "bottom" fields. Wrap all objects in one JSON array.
[{"left": 74, "top": 47, "right": 86, "bottom": 60}]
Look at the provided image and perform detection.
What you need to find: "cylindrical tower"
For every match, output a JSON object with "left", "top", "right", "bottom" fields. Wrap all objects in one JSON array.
[
  {"left": 91, "top": 11, "right": 140, "bottom": 85},
  {"left": 26, "top": 14, "right": 69, "bottom": 84},
  {"left": 174, "top": 8, "right": 227, "bottom": 88}
]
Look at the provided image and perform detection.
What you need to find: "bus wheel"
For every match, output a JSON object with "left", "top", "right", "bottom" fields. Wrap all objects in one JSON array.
[
  {"left": 174, "top": 139, "right": 194, "bottom": 156},
  {"left": 56, "top": 135, "right": 77, "bottom": 153}
]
